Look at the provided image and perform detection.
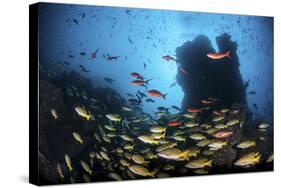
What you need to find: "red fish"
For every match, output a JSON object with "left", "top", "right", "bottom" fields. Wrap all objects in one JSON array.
[
  {"left": 168, "top": 121, "right": 183, "bottom": 127},
  {"left": 131, "top": 72, "right": 144, "bottom": 80},
  {"left": 162, "top": 55, "right": 177, "bottom": 62},
  {"left": 179, "top": 67, "right": 188, "bottom": 75},
  {"left": 213, "top": 131, "right": 233, "bottom": 138},
  {"left": 187, "top": 108, "right": 202, "bottom": 113},
  {"left": 207, "top": 50, "right": 231, "bottom": 60},
  {"left": 148, "top": 90, "right": 167, "bottom": 99},
  {"left": 91, "top": 48, "right": 99, "bottom": 59},
  {"left": 131, "top": 79, "right": 151, "bottom": 86}
]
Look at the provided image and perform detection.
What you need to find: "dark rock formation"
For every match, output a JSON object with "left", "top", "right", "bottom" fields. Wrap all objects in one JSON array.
[{"left": 176, "top": 33, "right": 247, "bottom": 109}]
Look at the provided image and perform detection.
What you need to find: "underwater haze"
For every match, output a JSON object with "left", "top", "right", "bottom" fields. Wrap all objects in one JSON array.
[{"left": 37, "top": 2, "right": 273, "bottom": 185}]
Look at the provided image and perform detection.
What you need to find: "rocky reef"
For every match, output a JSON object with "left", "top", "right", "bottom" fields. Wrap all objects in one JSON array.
[{"left": 176, "top": 33, "right": 247, "bottom": 109}]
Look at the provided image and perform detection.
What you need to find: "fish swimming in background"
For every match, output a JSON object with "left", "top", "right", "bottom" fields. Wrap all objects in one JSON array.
[
  {"left": 65, "top": 154, "right": 73, "bottom": 172},
  {"left": 106, "top": 114, "right": 122, "bottom": 122},
  {"left": 162, "top": 55, "right": 177, "bottom": 62},
  {"left": 147, "top": 90, "right": 167, "bottom": 99},
  {"left": 104, "top": 77, "right": 115, "bottom": 84},
  {"left": 80, "top": 52, "right": 86, "bottom": 56},
  {"left": 75, "top": 106, "right": 92, "bottom": 120},
  {"left": 91, "top": 48, "right": 99, "bottom": 59},
  {"left": 131, "top": 79, "right": 152, "bottom": 86},
  {"left": 106, "top": 55, "right": 119, "bottom": 61},
  {"left": 128, "top": 36, "right": 134, "bottom": 44},
  {"left": 169, "top": 81, "right": 177, "bottom": 88},
  {"left": 146, "top": 98, "right": 155, "bottom": 103},
  {"left": 131, "top": 72, "right": 144, "bottom": 80},
  {"left": 51, "top": 109, "right": 58, "bottom": 120},
  {"left": 249, "top": 91, "right": 257, "bottom": 95},
  {"left": 179, "top": 67, "right": 188, "bottom": 74},
  {"left": 72, "top": 132, "right": 84, "bottom": 144},
  {"left": 207, "top": 50, "right": 231, "bottom": 60}
]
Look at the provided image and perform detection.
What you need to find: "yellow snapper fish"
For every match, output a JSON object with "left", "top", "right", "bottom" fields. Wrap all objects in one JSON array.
[
  {"left": 170, "top": 135, "right": 186, "bottom": 142},
  {"left": 122, "top": 106, "right": 133, "bottom": 112},
  {"left": 226, "top": 119, "right": 239, "bottom": 126},
  {"left": 120, "top": 159, "right": 130, "bottom": 167},
  {"left": 259, "top": 123, "right": 269, "bottom": 129},
  {"left": 120, "top": 135, "right": 134, "bottom": 142},
  {"left": 72, "top": 132, "right": 83, "bottom": 144},
  {"left": 108, "top": 172, "right": 122, "bottom": 181},
  {"left": 205, "top": 128, "right": 218, "bottom": 135},
  {"left": 132, "top": 155, "right": 150, "bottom": 165},
  {"left": 75, "top": 106, "right": 92, "bottom": 120},
  {"left": 212, "top": 116, "right": 224, "bottom": 122},
  {"left": 51, "top": 109, "right": 59, "bottom": 120},
  {"left": 220, "top": 108, "right": 230, "bottom": 113},
  {"left": 106, "top": 114, "right": 122, "bottom": 122},
  {"left": 214, "top": 124, "right": 228, "bottom": 129},
  {"left": 208, "top": 140, "right": 227, "bottom": 150},
  {"left": 151, "top": 132, "right": 166, "bottom": 139},
  {"left": 185, "top": 158, "right": 212, "bottom": 169},
  {"left": 184, "top": 122, "right": 199, "bottom": 128},
  {"left": 65, "top": 154, "right": 73, "bottom": 172},
  {"left": 138, "top": 135, "right": 160, "bottom": 145},
  {"left": 123, "top": 144, "right": 134, "bottom": 150},
  {"left": 145, "top": 152, "right": 158, "bottom": 159},
  {"left": 128, "top": 165, "right": 156, "bottom": 177},
  {"left": 104, "top": 125, "right": 116, "bottom": 131},
  {"left": 237, "top": 140, "right": 256, "bottom": 149},
  {"left": 83, "top": 174, "right": 91, "bottom": 183},
  {"left": 157, "top": 148, "right": 191, "bottom": 160},
  {"left": 80, "top": 160, "right": 93, "bottom": 175},
  {"left": 200, "top": 123, "right": 212, "bottom": 129},
  {"left": 266, "top": 153, "right": 273, "bottom": 163},
  {"left": 150, "top": 126, "right": 167, "bottom": 133},
  {"left": 234, "top": 152, "right": 261, "bottom": 166},
  {"left": 163, "top": 164, "right": 175, "bottom": 171},
  {"left": 193, "top": 168, "right": 210, "bottom": 175},
  {"left": 189, "top": 133, "right": 206, "bottom": 140},
  {"left": 56, "top": 163, "right": 64, "bottom": 180},
  {"left": 183, "top": 113, "right": 197, "bottom": 119},
  {"left": 156, "top": 142, "right": 177, "bottom": 152},
  {"left": 196, "top": 139, "right": 214, "bottom": 147},
  {"left": 100, "top": 151, "right": 110, "bottom": 161}
]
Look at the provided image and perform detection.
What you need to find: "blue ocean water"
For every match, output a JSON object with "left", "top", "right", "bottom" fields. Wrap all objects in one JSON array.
[{"left": 38, "top": 3, "right": 273, "bottom": 123}]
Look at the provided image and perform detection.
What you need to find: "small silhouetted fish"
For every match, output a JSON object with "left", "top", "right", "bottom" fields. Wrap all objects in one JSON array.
[
  {"left": 127, "top": 93, "right": 134, "bottom": 97},
  {"left": 143, "top": 63, "right": 146, "bottom": 69},
  {"left": 249, "top": 91, "right": 256, "bottom": 95},
  {"left": 68, "top": 55, "right": 74, "bottom": 58},
  {"left": 171, "top": 105, "right": 181, "bottom": 111},
  {"left": 128, "top": 36, "right": 134, "bottom": 44},
  {"left": 169, "top": 82, "right": 176, "bottom": 88},
  {"left": 63, "top": 61, "right": 70, "bottom": 66},
  {"left": 158, "top": 106, "right": 168, "bottom": 111},
  {"left": 253, "top": 103, "right": 258, "bottom": 110},
  {"left": 80, "top": 52, "right": 86, "bottom": 56},
  {"left": 73, "top": 19, "right": 79, "bottom": 25},
  {"left": 146, "top": 98, "right": 155, "bottom": 103},
  {"left": 126, "top": 10, "right": 131, "bottom": 15},
  {"left": 82, "top": 13, "right": 85, "bottom": 19},
  {"left": 104, "top": 77, "right": 114, "bottom": 84},
  {"left": 138, "top": 90, "right": 147, "bottom": 98}
]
